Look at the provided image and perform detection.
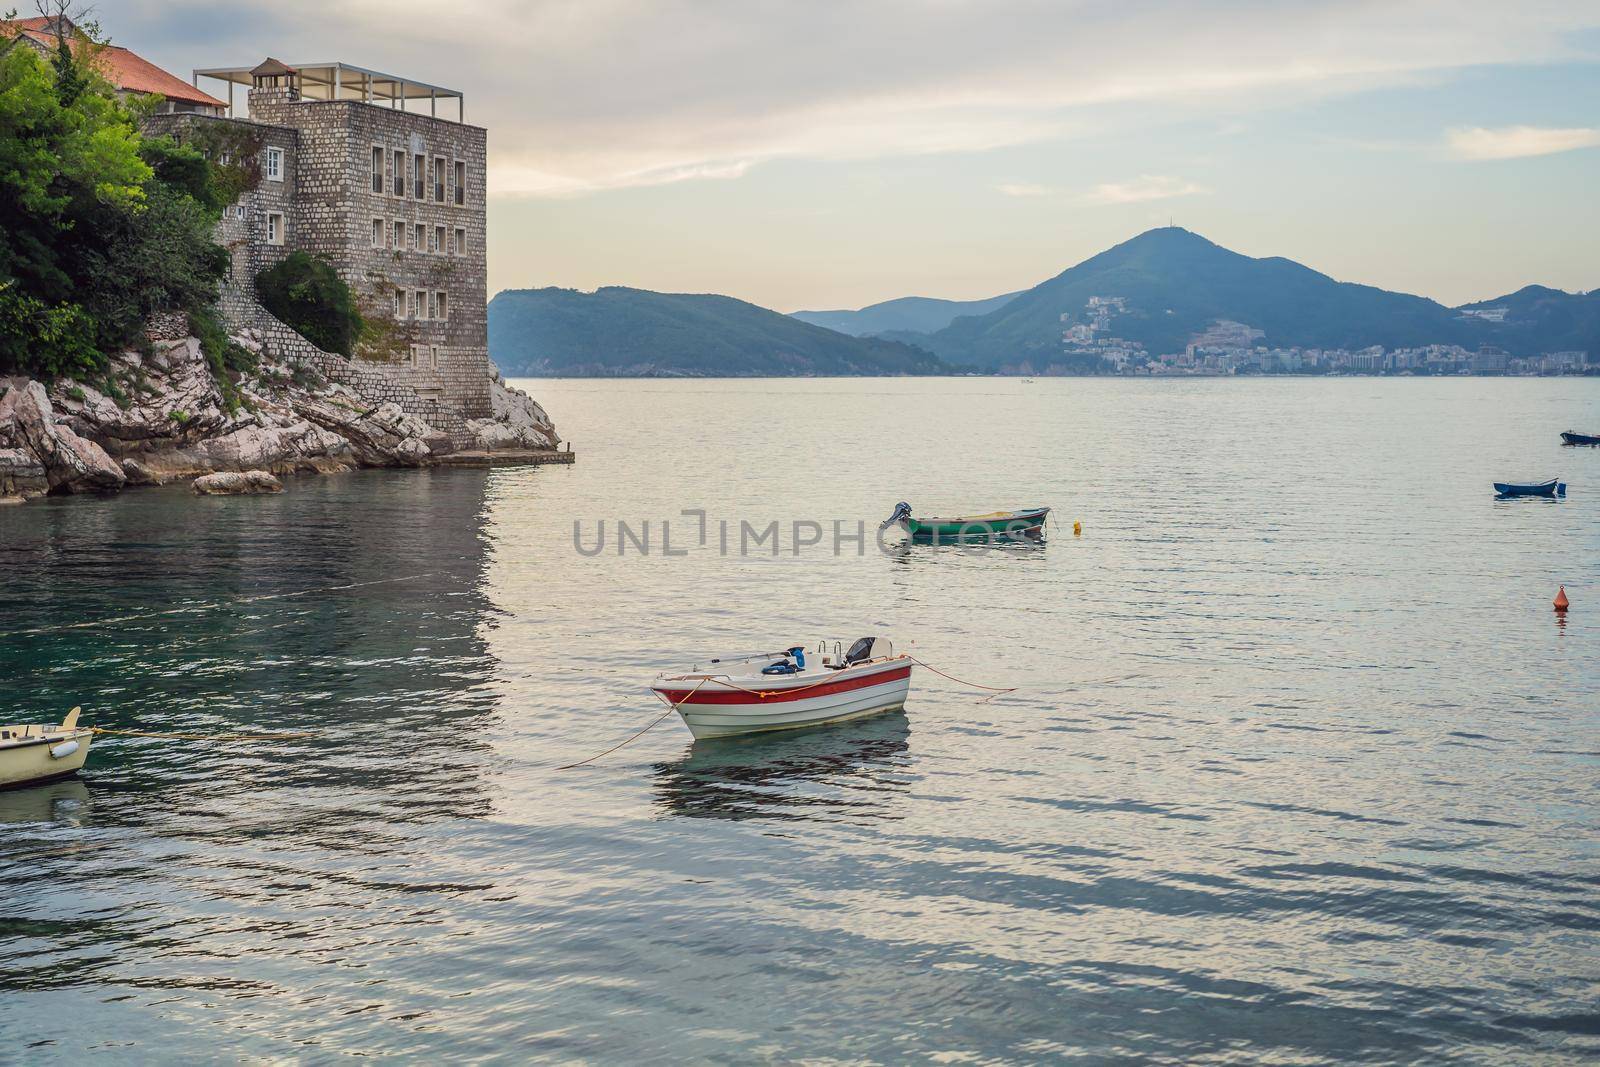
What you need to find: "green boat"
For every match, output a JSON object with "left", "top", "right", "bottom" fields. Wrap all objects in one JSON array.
[{"left": 882, "top": 502, "right": 1050, "bottom": 541}]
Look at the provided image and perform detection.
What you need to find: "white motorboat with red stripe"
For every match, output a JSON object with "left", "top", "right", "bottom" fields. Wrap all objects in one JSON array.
[{"left": 652, "top": 638, "right": 912, "bottom": 739}]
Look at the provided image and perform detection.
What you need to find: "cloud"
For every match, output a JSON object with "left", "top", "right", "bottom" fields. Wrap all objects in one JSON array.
[
  {"left": 121, "top": 0, "right": 1600, "bottom": 196},
  {"left": 995, "top": 183, "right": 1055, "bottom": 197},
  {"left": 996, "top": 176, "right": 1209, "bottom": 203},
  {"left": 1082, "top": 175, "right": 1209, "bottom": 204},
  {"left": 1446, "top": 125, "right": 1600, "bottom": 160},
  {"left": 495, "top": 159, "right": 755, "bottom": 198}
]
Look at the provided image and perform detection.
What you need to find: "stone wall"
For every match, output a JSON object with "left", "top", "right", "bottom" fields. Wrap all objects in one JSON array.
[
  {"left": 143, "top": 112, "right": 298, "bottom": 322},
  {"left": 235, "top": 314, "right": 471, "bottom": 446}
]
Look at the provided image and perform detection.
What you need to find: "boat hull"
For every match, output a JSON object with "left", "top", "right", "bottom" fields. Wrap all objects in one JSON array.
[
  {"left": 906, "top": 508, "right": 1050, "bottom": 540},
  {"left": 0, "top": 731, "right": 93, "bottom": 791},
  {"left": 1562, "top": 432, "right": 1600, "bottom": 446},
  {"left": 1493, "top": 480, "right": 1559, "bottom": 497},
  {"left": 655, "top": 661, "right": 913, "bottom": 740}
]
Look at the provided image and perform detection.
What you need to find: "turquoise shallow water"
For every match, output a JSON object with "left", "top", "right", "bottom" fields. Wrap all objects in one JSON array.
[{"left": 2, "top": 376, "right": 1598, "bottom": 1063}]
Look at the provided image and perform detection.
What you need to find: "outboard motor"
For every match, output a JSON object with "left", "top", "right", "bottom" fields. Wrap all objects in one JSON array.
[
  {"left": 881, "top": 502, "right": 911, "bottom": 530},
  {"left": 843, "top": 637, "right": 878, "bottom": 666}
]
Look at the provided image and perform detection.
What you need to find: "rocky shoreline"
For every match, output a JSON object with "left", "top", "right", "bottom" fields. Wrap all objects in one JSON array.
[{"left": 0, "top": 330, "right": 560, "bottom": 504}]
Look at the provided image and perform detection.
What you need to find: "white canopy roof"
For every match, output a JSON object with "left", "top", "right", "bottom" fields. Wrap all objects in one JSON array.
[{"left": 192, "top": 61, "right": 466, "bottom": 122}]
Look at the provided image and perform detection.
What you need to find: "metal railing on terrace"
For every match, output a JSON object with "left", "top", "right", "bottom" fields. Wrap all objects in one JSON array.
[{"left": 192, "top": 61, "right": 467, "bottom": 124}]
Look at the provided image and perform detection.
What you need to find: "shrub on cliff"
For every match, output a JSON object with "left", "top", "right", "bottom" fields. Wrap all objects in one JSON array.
[
  {"left": 255, "top": 253, "right": 365, "bottom": 357},
  {"left": 0, "top": 30, "right": 229, "bottom": 379}
]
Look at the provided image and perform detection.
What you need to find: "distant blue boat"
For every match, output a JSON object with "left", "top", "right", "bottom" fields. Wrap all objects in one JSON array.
[{"left": 1493, "top": 479, "right": 1565, "bottom": 498}]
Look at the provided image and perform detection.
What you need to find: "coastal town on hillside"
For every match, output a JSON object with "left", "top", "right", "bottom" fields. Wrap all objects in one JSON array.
[{"left": 1034, "top": 297, "right": 1595, "bottom": 378}]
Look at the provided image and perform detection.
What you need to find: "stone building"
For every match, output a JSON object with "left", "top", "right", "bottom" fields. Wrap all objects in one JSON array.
[{"left": 146, "top": 57, "right": 494, "bottom": 433}]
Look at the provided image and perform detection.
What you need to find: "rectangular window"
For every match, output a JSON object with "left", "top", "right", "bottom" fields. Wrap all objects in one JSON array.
[
  {"left": 408, "top": 344, "right": 421, "bottom": 368},
  {"left": 266, "top": 211, "right": 284, "bottom": 244},
  {"left": 414, "top": 223, "right": 424, "bottom": 251},
  {"left": 413, "top": 154, "right": 425, "bottom": 199},
  {"left": 426, "top": 292, "right": 437, "bottom": 320},
  {"left": 430, "top": 345, "right": 442, "bottom": 369},
  {"left": 392, "top": 149, "right": 405, "bottom": 196},
  {"left": 393, "top": 219, "right": 404, "bottom": 249},
  {"left": 416, "top": 290, "right": 428, "bottom": 319},
  {"left": 454, "top": 160, "right": 465, "bottom": 205},
  {"left": 264, "top": 147, "right": 284, "bottom": 182},
  {"left": 433, "top": 225, "right": 445, "bottom": 254},
  {"left": 436, "top": 291, "right": 447, "bottom": 321},
  {"left": 371, "top": 146, "right": 383, "bottom": 194},
  {"left": 454, "top": 227, "right": 466, "bottom": 255},
  {"left": 372, "top": 218, "right": 384, "bottom": 248},
  {"left": 433, "top": 156, "right": 446, "bottom": 202},
  {"left": 394, "top": 289, "right": 405, "bottom": 318}
]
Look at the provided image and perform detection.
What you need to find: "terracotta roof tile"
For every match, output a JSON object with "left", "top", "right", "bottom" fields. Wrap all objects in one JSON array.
[
  {"left": 94, "top": 45, "right": 226, "bottom": 107},
  {"left": 2, "top": 21, "right": 226, "bottom": 108}
]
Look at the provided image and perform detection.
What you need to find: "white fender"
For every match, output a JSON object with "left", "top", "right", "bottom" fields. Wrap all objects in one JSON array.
[{"left": 50, "top": 739, "right": 80, "bottom": 760}]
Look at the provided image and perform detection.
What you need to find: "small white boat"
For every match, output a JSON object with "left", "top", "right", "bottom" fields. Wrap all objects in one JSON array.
[
  {"left": 652, "top": 638, "right": 913, "bottom": 740},
  {"left": 0, "top": 708, "right": 94, "bottom": 790}
]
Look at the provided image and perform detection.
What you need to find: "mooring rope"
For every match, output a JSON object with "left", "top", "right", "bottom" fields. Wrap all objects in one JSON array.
[
  {"left": 557, "top": 678, "right": 709, "bottom": 770},
  {"left": 559, "top": 657, "right": 1018, "bottom": 768},
  {"left": 91, "top": 727, "right": 319, "bottom": 742},
  {"left": 906, "top": 656, "right": 1017, "bottom": 695},
  {"left": 1, "top": 572, "right": 439, "bottom": 639},
  {"left": 76, "top": 658, "right": 1016, "bottom": 766}
]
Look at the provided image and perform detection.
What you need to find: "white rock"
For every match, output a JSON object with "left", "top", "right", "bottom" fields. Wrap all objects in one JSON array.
[
  {"left": 0, "top": 379, "right": 126, "bottom": 494},
  {"left": 192, "top": 470, "right": 283, "bottom": 495},
  {"left": 465, "top": 376, "right": 559, "bottom": 451}
]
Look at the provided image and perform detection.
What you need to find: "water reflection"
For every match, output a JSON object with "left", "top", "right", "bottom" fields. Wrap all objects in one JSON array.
[
  {"left": 652, "top": 712, "right": 912, "bottom": 822},
  {"left": 0, "top": 779, "right": 90, "bottom": 826},
  {"left": 883, "top": 537, "right": 1049, "bottom": 566},
  {"left": 0, "top": 470, "right": 508, "bottom": 835}
]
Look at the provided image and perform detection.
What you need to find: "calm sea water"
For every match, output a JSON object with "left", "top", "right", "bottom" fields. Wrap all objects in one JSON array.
[{"left": 2, "top": 377, "right": 1597, "bottom": 1063}]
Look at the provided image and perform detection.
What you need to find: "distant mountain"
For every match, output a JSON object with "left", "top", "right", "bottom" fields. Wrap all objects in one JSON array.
[
  {"left": 791, "top": 291, "right": 1022, "bottom": 337},
  {"left": 1454, "top": 285, "right": 1600, "bottom": 355},
  {"left": 488, "top": 287, "right": 952, "bottom": 377},
  {"left": 489, "top": 233, "right": 1594, "bottom": 378},
  {"left": 916, "top": 227, "right": 1497, "bottom": 370}
]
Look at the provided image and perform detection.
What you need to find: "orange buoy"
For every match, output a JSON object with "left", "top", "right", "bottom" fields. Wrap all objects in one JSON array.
[
  {"left": 1073, "top": 521, "right": 1082, "bottom": 536},
  {"left": 1554, "top": 586, "right": 1569, "bottom": 612}
]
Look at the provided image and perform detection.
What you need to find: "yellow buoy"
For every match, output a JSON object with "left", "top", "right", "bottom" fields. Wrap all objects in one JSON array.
[{"left": 1073, "top": 521, "right": 1082, "bottom": 536}]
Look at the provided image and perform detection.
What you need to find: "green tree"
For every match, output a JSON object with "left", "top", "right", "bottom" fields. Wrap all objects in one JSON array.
[
  {"left": 255, "top": 252, "right": 365, "bottom": 356},
  {"left": 0, "top": 43, "right": 149, "bottom": 290},
  {"left": 75, "top": 181, "right": 230, "bottom": 348},
  {"left": 139, "top": 135, "right": 220, "bottom": 213},
  {"left": 0, "top": 25, "right": 235, "bottom": 379},
  {"left": 47, "top": 17, "right": 89, "bottom": 105}
]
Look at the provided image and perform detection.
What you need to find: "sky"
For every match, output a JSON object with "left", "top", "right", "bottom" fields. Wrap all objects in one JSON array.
[{"left": 108, "top": 0, "right": 1599, "bottom": 311}]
